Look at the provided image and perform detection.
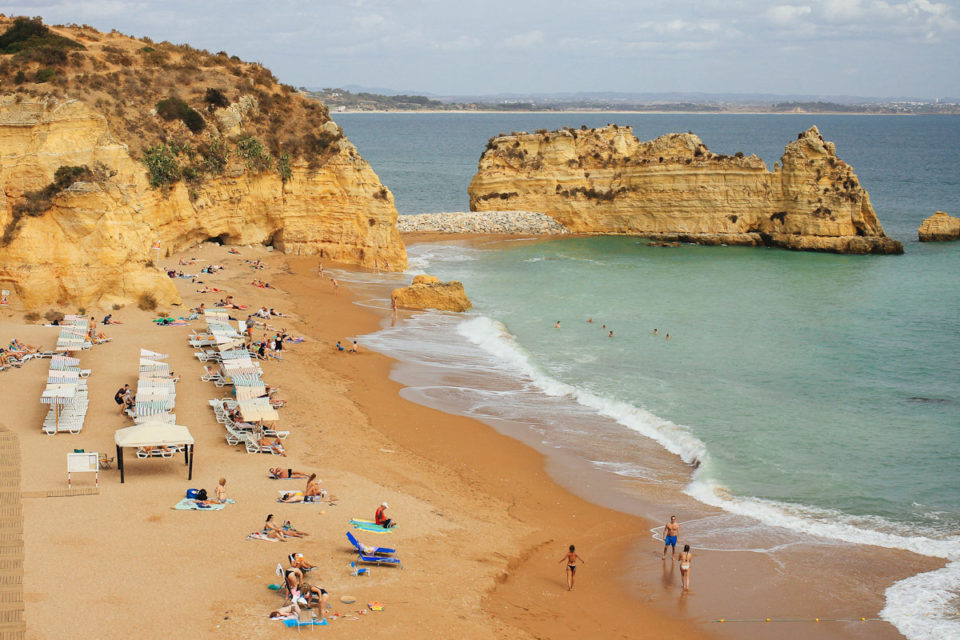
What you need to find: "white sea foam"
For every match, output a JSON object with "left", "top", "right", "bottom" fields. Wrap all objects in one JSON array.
[
  {"left": 406, "top": 244, "right": 480, "bottom": 272},
  {"left": 882, "top": 562, "right": 960, "bottom": 640}
]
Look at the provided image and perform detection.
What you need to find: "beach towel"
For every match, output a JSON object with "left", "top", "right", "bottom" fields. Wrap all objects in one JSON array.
[
  {"left": 281, "top": 618, "right": 328, "bottom": 627},
  {"left": 349, "top": 519, "right": 394, "bottom": 534},
  {"left": 247, "top": 531, "right": 279, "bottom": 542},
  {"left": 173, "top": 498, "right": 226, "bottom": 511}
]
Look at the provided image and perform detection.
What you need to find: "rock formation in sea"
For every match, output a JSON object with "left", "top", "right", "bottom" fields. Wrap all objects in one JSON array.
[
  {"left": 468, "top": 125, "right": 903, "bottom": 255},
  {"left": 918, "top": 211, "right": 960, "bottom": 241},
  {"left": 0, "top": 17, "right": 405, "bottom": 309},
  {"left": 392, "top": 275, "right": 472, "bottom": 312}
]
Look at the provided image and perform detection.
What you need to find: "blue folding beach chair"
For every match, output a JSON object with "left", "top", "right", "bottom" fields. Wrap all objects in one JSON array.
[{"left": 345, "top": 531, "right": 402, "bottom": 568}]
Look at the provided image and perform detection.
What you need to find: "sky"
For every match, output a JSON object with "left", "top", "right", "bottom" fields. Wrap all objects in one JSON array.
[{"left": 6, "top": 0, "right": 960, "bottom": 98}]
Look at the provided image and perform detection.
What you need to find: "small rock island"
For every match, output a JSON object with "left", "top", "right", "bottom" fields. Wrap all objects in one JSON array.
[
  {"left": 918, "top": 211, "right": 960, "bottom": 241},
  {"left": 468, "top": 125, "right": 903, "bottom": 255}
]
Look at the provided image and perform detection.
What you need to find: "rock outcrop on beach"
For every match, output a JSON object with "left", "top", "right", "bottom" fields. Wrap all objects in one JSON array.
[
  {"left": 0, "top": 17, "right": 405, "bottom": 309},
  {"left": 469, "top": 125, "right": 903, "bottom": 255},
  {"left": 918, "top": 211, "right": 960, "bottom": 241},
  {"left": 392, "top": 274, "right": 472, "bottom": 312}
]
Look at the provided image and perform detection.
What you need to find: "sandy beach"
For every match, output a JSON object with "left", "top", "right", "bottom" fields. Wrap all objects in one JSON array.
[{"left": 0, "top": 241, "right": 939, "bottom": 639}]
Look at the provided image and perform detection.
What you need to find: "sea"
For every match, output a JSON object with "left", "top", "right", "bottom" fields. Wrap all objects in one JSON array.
[{"left": 335, "top": 112, "right": 960, "bottom": 640}]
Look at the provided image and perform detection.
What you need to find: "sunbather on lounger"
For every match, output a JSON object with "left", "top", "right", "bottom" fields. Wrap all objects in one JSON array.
[
  {"left": 269, "top": 468, "right": 309, "bottom": 479},
  {"left": 256, "top": 430, "right": 286, "bottom": 456},
  {"left": 10, "top": 339, "right": 38, "bottom": 354},
  {"left": 289, "top": 551, "right": 315, "bottom": 570}
]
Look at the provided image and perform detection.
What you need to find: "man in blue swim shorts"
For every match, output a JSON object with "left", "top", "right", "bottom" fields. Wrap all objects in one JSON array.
[{"left": 663, "top": 515, "right": 679, "bottom": 559}]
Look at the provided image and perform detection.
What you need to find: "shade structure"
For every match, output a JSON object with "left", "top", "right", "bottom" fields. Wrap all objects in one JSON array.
[
  {"left": 222, "top": 361, "right": 260, "bottom": 376},
  {"left": 40, "top": 383, "right": 77, "bottom": 405},
  {"left": 216, "top": 339, "right": 246, "bottom": 352},
  {"left": 139, "top": 358, "right": 170, "bottom": 371},
  {"left": 140, "top": 348, "right": 168, "bottom": 360},
  {"left": 46, "top": 370, "right": 79, "bottom": 383},
  {"left": 235, "top": 384, "right": 267, "bottom": 400},
  {"left": 114, "top": 422, "right": 195, "bottom": 483},
  {"left": 237, "top": 398, "right": 280, "bottom": 422}
]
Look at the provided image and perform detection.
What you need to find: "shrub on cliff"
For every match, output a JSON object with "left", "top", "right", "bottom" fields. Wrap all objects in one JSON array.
[
  {"left": 236, "top": 135, "right": 273, "bottom": 173},
  {"left": 204, "top": 87, "right": 230, "bottom": 111},
  {"left": 142, "top": 143, "right": 182, "bottom": 188},
  {"left": 155, "top": 96, "right": 206, "bottom": 134},
  {"left": 0, "top": 17, "right": 84, "bottom": 56}
]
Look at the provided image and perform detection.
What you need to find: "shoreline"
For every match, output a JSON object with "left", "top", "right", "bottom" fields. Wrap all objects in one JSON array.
[
  {"left": 333, "top": 109, "right": 941, "bottom": 116},
  {"left": 0, "top": 239, "right": 944, "bottom": 638}
]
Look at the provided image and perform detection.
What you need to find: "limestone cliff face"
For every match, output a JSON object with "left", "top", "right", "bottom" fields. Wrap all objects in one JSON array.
[
  {"left": 918, "top": 211, "right": 960, "bottom": 241},
  {"left": 392, "top": 275, "right": 472, "bottom": 312},
  {"left": 0, "top": 97, "right": 406, "bottom": 309},
  {"left": 469, "top": 125, "right": 902, "bottom": 255}
]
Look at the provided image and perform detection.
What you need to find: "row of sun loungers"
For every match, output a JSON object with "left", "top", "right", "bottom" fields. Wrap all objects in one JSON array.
[{"left": 40, "top": 355, "right": 89, "bottom": 435}]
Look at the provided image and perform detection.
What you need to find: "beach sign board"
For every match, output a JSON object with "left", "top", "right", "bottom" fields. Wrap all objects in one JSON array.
[
  {"left": 0, "top": 290, "right": 8, "bottom": 306},
  {"left": 67, "top": 452, "right": 100, "bottom": 488}
]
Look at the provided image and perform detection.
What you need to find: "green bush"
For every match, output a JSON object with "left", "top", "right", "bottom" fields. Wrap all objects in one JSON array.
[
  {"left": 137, "top": 292, "right": 157, "bottom": 311},
  {"left": 200, "top": 136, "right": 229, "bottom": 175},
  {"left": 14, "top": 69, "right": 25, "bottom": 84},
  {"left": 155, "top": 96, "right": 205, "bottom": 133},
  {"left": 0, "top": 16, "right": 84, "bottom": 54},
  {"left": 236, "top": 136, "right": 273, "bottom": 173},
  {"left": 142, "top": 143, "right": 181, "bottom": 188},
  {"left": 276, "top": 152, "right": 292, "bottom": 182}
]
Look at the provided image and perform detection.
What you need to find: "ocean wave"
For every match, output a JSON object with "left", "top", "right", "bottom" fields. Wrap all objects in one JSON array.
[
  {"left": 456, "top": 316, "right": 708, "bottom": 465},
  {"left": 406, "top": 244, "right": 482, "bottom": 271},
  {"left": 881, "top": 561, "right": 960, "bottom": 640}
]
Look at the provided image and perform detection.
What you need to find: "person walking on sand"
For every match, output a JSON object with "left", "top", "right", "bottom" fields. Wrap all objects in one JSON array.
[
  {"left": 663, "top": 515, "right": 679, "bottom": 559},
  {"left": 677, "top": 544, "right": 692, "bottom": 592},
  {"left": 559, "top": 544, "right": 584, "bottom": 590}
]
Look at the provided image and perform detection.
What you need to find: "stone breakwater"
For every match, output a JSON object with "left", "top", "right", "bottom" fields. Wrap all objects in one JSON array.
[{"left": 397, "top": 211, "right": 569, "bottom": 235}]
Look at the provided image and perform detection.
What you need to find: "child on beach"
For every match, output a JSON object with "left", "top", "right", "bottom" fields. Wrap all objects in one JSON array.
[
  {"left": 559, "top": 544, "right": 584, "bottom": 590},
  {"left": 214, "top": 477, "right": 227, "bottom": 503}
]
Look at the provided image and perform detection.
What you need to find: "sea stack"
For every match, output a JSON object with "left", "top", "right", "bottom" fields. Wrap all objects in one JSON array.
[
  {"left": 392, "top": 274, "right": 472, "bottom": 312},
  {"left": 468, "top": 125, "right": 903, "bottom": 255},
  {"left": 0, "top": 17, "right": 406, "bottom": 310},
  {"left": 918, "top": 211, "right": 960, "bottom": 241}
]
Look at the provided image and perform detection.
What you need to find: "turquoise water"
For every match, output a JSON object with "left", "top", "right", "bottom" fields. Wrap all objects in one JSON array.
[{"left": 337, "top": 113, "right": 960, "bottom": 639}]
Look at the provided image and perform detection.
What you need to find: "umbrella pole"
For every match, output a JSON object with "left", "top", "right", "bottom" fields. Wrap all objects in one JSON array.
[
  {"left": 117, "top": 445, "right": 124, "bottom": 483},
  {"left": 187, "top": 445, "right": 193, "bottom": 481}
]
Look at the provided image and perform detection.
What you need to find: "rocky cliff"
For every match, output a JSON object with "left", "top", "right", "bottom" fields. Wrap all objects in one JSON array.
[
  {"left": 469, "top": 125, "right": 902, "bottom": 255},
  {"left": 918, "top": 211, "right": 960, "bottom": 241},
  {"left": 0, "top": 17, "right": 405, "bottom": 309}
]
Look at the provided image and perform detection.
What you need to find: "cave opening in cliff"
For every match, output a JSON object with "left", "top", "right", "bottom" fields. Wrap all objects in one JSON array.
[{"left": 206, "top": 235, "right": 229, "bottom": 246}]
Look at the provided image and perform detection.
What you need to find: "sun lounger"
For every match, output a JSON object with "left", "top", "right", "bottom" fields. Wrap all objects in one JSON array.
[
  {"left": 346, "top": 531, "right": 396, "bottom": 556},
  {"left": 348, "top": 535, "right": 402, "bottom": 569}
]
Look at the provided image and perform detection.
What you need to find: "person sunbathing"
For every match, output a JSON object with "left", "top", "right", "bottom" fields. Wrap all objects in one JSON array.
[
  {"left": 289, "top": 551, "right": 315, "bottom": 570},
  {"left": 263, "top": 513, "right": 289, "bottom": 541},
  {"left": 269, "top": 467, "right": 310, "bottom": 479},
  {"left": 281, "top": 522, "right": 309, "bottom": 538},
  {"left": 268, "top": 603, "right": 300, "bottom": 620},
  {"left": 278, "top": 491, "right": 305, "bottom": 503},
  {"left": 228, "top": 248, "right": 240, "bottom": 255},
  {"left": 258, "top": 434, "right": 286, "bottom": 456},
  {"left": 9, "top": 339, "right": 38, "bottom": 354},
  {"left": 304, "top": 474, "right": 324, "bottom": 499}
]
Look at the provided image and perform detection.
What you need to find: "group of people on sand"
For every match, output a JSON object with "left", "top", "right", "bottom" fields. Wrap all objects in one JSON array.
[
  {"left": 269, "top": 550, "right": 331, "bottom": 622},
  {"left": 663, "top": 515, "right": 692, "bottom": 592},
  {"left": 334, "top": 340, "right": 359, "bottom": 353}
]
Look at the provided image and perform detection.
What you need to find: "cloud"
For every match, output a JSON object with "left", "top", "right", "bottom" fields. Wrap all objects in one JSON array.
[
  {"left": 503, "top": 29, "right": 544, "bottom": 49},
  {"left": 765, "top": 5, "right": 814, "bottom": 26},
  {"left": 433, "top": 35, "right": 483, "bottom": 52}
]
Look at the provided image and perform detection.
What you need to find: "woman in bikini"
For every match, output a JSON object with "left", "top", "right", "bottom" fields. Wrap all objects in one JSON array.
[
  {"left": 263, "top": 513, "right": 288, "bottom": 541},
  {"left": 304, "top": 474, "right": 324, "bottom": 501},
  {"left": 677, "top": 544, "right": 692, "bottom": 592},
  {"left": 558, "top": 544, "right": 584, "bottom": 590},
  {"left": 269, "top": 467, "right": 310, "bottom": 479}
]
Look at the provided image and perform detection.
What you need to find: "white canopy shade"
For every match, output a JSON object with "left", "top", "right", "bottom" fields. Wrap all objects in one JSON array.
[
  {"left": 140, "top": 348, "right": 168, "bottom": 360},
  {"left": 235, "top": 385, "right": 266, "bottom": 400},
  {"left": 115, "top": 422, "right": 194, "bottom": 448},
  {"left": 237, "top": 398, "right": 279, "bottom": 422},
  {"left": 41, "top": 383, "right": 77, "bottom": 404}
]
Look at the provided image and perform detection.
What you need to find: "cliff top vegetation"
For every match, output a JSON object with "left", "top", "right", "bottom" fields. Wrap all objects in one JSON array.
[{"left": 0, "top": 15, "right": 343, "bottom": 190}]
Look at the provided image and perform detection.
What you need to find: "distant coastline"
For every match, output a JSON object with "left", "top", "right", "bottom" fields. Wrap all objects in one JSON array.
[{"left": 333, "top": 108, "right": 935, "bottom": 116}]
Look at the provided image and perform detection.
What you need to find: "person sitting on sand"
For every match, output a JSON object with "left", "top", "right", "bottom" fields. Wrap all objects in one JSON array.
[
  {"left": 349, "top": 340, "right": 359, "bottom": 353},
  {"left": 263, "top": 513, "right": 289, "bottom": 541},
  {"left": 102, "top": 314, "right": 122, "bottom": 325},
  {"left": 304, "top": 474, "right": 325, "bottom": 501},
  {"left": 213, "top": 477, "right": 227, "bottom": 504},
  {"left": 270, "top": 467, "right": 309, "bottom": 479},
  {"left": 375, "top": 502, "right": 396, "bottom": 529},
  {"left": 335, "top": 341, "right": 344, "bottom": 352}
]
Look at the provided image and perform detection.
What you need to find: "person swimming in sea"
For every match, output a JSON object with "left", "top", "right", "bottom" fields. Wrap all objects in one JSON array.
[
  {"left": 558, "top": 544, "right": 584, "bottom": 591},
  {"left": 554, "top": 320, "right": 561, "bottom": 329},
  {"left": 608, "top": 330, "right": 614, "bottom": 338},
  {"left": 653, "top": 328, "right": 658, "bottom": 335}
]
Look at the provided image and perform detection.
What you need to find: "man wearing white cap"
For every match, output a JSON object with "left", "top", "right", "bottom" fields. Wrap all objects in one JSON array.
[{"left": 375, "top": 502, "right": 396, "bottom": 529}]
